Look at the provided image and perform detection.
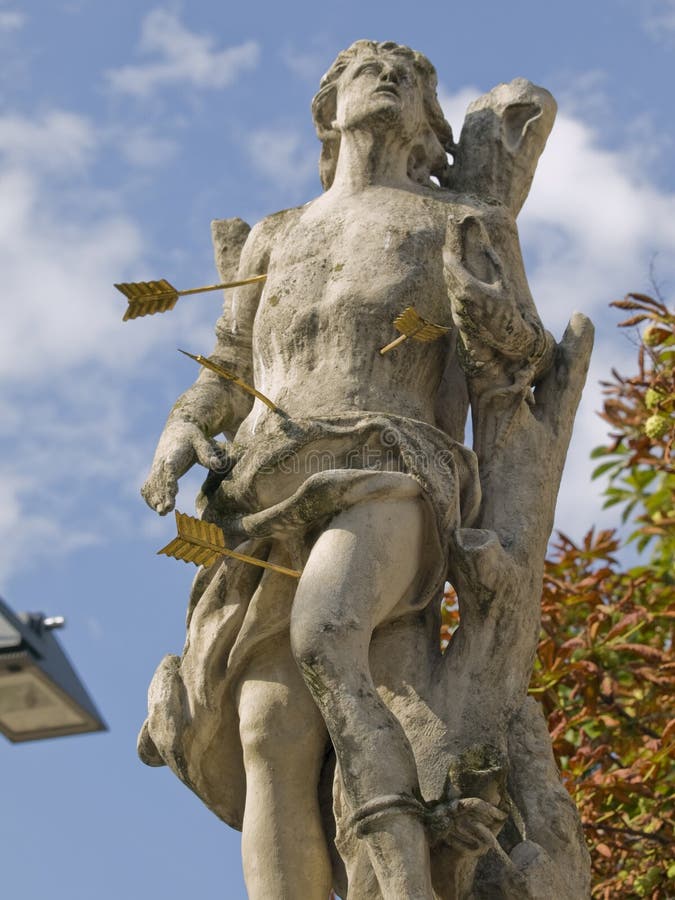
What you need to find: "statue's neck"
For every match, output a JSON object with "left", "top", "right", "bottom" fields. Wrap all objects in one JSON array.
[{"left": 329, "top": 128, "right": 412, "bottom": 194}]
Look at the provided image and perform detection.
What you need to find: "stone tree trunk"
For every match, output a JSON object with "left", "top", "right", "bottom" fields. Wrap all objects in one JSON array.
[
  {"left": 438, "top": 311, "right": 594, "bottom": 898},
  {"left": 335, "top": 318, "right": 594, "bottom": 900}
]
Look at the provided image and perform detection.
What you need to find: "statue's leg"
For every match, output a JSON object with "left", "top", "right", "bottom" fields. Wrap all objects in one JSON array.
[
  {"left": 235, "top": 633, "right": 332, "bottom": 900},
  {"left": 290, "top": 496, "right": 435, "bottom": 900}
]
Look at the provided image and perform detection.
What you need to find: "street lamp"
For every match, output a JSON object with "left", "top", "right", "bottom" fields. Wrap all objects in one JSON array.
[{"left": 0, "top": 596, "right": 107, "bottom": 743}]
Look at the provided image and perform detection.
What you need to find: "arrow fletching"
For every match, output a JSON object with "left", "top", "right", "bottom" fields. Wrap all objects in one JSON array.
[
  {"left": 116, "top": 279, "right": 179, "bottom": 321},
  {"left": 178, "top": 349, "right": 282, "bottom": 414},
  {"left": 159, "top": 511, "right": 226, "bottom": 568},
  {"left": 394, "top": 306, "right": 451, "bottom": 341},
  {"left": 115, "top": 273, "right": 267, "bottom": 321},
  {"left": 380, "top": 306, "right": 450, "bottom": 354},
  {"left": 158, "top": 510, "right": 301, "bottom": 577}
]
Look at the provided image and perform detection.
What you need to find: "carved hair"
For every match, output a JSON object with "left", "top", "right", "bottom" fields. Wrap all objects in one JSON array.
[{"left": 312, "top": 40, "right": 455, "bottom": 191}]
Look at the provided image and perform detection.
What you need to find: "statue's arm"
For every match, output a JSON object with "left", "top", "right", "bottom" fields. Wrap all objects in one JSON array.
[
  {"left": 141, "top": 218, "right": 272, "bottom": 515},
  {"left": 443, "top": 207, "right": 554, "bottom": 393}
]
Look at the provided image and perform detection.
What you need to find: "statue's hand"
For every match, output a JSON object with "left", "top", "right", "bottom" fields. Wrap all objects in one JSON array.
[
  {"left": 443, "top": 222, "right": 512, "bottom": 343},
  {"left": 448, "top": 797, "right": 507, "bottom": 854},
  {"left": 141, "top": 420, "right": 230, "bottom": 516},
  {"left": 428, "top": 796, "right": 508, "bottom": 855},
  {"left": 444, "top": 217, "right": 552, "bottom": 375}
]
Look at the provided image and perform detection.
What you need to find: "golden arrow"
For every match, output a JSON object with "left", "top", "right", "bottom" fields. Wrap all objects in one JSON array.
[
  {"left": 158, "top": 510, "right": 301, "bottom": 578},
  {"left": 380, "top": 306, "right": 450, "bottom": 355},
  {"left": 178, "top": 349, "right": 282, "bottom": 414},
  {"left": 115, "top": 273, "right": 267, "bottom": 321}
]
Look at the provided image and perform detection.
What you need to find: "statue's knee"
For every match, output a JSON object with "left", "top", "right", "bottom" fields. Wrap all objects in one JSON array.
[
  {"left": 290, "top": 617, "right": 357, "bottom": 702},
  {"left": 238, "top": 687, "right": 292, "bottom": 759},
  {"left": 290, "top": 619, "right": 325, "bottom": 680},
  {"left": 290, "top": 609, "right": 336, "bottom": 665},
  {"left": 238, "top": 682, "right": 326, "bottom": 773}
]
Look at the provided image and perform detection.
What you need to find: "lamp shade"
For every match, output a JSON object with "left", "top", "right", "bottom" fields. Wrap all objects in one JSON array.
[{"left": 0, "top": 597, "right": 107, "bottom": 743}]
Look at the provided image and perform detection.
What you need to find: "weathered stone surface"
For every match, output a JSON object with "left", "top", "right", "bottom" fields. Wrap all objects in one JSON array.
[
  {"left": 137, "top": 39, "right": 592, "bottom": 899},
  {"left": 211, "top": 217, "right": 251, "bottom": 283}
]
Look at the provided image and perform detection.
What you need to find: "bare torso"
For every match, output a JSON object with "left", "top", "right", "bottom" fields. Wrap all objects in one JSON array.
[{"left": 237, "top": 186, "right": 474, "bottom": 440}]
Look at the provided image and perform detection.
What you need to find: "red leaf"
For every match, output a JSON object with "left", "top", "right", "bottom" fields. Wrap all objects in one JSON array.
[
  {"left": 626, "top": 292, "right": 661, "bottom": 306},
  {"left": 618, "top": 314, "right": 649, "bottom": 327},
  {"left": 605, "top": 610, "right": 646, "bottom": 641},
  {"left": 611, "top": 298, "right": 646, "bottom": 311},
  {"left": 662, "top": 719, "right": 675, "bottom": 743},
  {"left": 560, "top": 636, "right": 585, "bottom": 652},
  {"left": 613, "top": 643, "right": 669, "bottom": 664}
]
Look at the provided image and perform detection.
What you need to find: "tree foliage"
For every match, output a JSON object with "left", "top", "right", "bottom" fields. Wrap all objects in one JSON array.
[
  {"left": 442, "top": 292, "right": 674, "bottom": 897},
  {"left": 534, "top": 293, "right": 674, "bottom": 898}
]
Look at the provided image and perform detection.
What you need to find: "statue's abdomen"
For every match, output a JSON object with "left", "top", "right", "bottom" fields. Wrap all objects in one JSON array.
[{"left": 250, "top": 216, "right": 451, "bottom": 422}]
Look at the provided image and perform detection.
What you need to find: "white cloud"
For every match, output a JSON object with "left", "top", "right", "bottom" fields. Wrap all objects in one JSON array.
[
  {"left": 282, "top": 48, "right": 326, "bottom": 83},
  {"left": 0, "top": 99, "right": 234, "bottom": 585},
  {"left": 437, "top": 85, "right": 481, "bottom": 145},
  {"left": 440, "top": 86, "right": 675, "bottom": 538},
  {"left": 0, "top": 164, "right": 145, "bottom": 377},
  {"left": 551, "top": 338, "right": 636, "bottom": 536},
  {"left": 0, "top": 367, "right": 161, "bottom": 583},
  {"left": 245, "top": 127, "right": 317, "bottom": 189},
  {"left": 0, "top": 110, "right": 95, "bottom": 172},
  {"left": 106, "top": 8, "right": 259, "bottom": 98},
  {"left": 0, "top": 109, "right": 146, "bottom": 371},
  {"left": 0, "top": 10, "right": 24, "bottom": 31},
  {"left": 117, "top": 128, "right": 178, "bottom": 168},
  {"left": 281, "top": 38, "right": 333, "bottom": 83},
  {"left": 521, "top": 111, "right": 675, "bottom": 325},
  {"left": 642, "top": 0, "right": 675, "bottom": 37},
  {"left": 0, "top": 474, "right": 98, "bottom": 582},
  {"left": 0, "top": 107, "right": 160, "bottom": 584}
]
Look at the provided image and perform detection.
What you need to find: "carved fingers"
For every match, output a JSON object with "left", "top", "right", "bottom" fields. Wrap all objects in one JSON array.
[
  {"left": 427, "top": 795, "right": 508, "bottom": 856},
  {"left": 445, "top": 215, "right": 503, "bottom": 280},
  {"left": 442, "top": 797, "right": 508, "bottom": 855},
  {"left": 444, "top": 217, "right": 506, "bottom": 306},
  {"left": 141, "top": 420, "right": 231, "bottom": 515},
  {"left": 444, "top": 216, "right": 523, "bottom": 367},
  {"left": 444, "top": 214, "right": 553, "bottom": 380},
  {"left": 141, "top": 458, "right": 180, "bottom": 516}
]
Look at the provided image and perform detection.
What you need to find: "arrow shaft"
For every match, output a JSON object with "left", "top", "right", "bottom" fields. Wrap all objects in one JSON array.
[
  {"left": 380, "top": 320, "right": 434, "bottom": 355},
  {"left": 178, "top": 349, "right": 281, "bottom": 413},
  {"left": 380, "top": 333, "right": 409, "bottom": 355},
  {"left": 221, "top": 547, "right": 301, "bottom": 578},
  {"left": 184, "top": 534, "right": 300, "bottom": 578},
  {"left": 177, "top": 274, "right": 267, "bottom": 297}
]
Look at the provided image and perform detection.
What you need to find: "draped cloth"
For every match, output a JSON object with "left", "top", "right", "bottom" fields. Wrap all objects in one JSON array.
[{"left": 138, "top": 410, "right": 480, "bottom": 830}]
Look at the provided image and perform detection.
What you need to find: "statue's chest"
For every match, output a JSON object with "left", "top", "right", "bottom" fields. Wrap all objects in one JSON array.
[
  {"left": 256, "top": 197, "right": 453, "bottom": 352},
  {"left": 271, "top": 202, "right": 445, "bottom": 288}
]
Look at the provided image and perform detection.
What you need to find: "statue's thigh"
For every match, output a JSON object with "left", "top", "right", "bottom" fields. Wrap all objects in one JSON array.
[
  {"left": 235, "top": 634, "right": 328, "bottom": 769},
  {"left": 293, "top": 495, "right": 426, "bottom": 645}
]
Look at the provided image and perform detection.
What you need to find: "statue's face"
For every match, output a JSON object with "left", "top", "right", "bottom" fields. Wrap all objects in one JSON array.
[{"left": 333, "top": 51, "right": 425, "bottom": 139}]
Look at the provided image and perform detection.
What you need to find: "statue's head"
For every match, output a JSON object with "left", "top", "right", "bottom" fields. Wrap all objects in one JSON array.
[{"left": 312, "top": 40, "right": 454, "bottom": 190}]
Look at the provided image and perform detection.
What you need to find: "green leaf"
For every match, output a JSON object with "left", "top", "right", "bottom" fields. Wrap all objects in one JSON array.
[
  {"left": 621, "top": 499, "right": 639, "bottom": 523},
  {"left": 592, "top": 460, "right": 620, "bottom": 480},
  {"left": 628, "top": 469, "right": 658, "bottom": 488}
]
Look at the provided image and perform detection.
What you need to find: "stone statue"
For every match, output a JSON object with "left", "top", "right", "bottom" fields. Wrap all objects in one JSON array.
[{"left": 137, "top": 40, "right": 593, "bottom": 899}]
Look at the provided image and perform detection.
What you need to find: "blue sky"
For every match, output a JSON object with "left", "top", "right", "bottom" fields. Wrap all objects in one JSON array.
[{"left": 1, "top": 2, "right": 674, "bottom": 898}]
